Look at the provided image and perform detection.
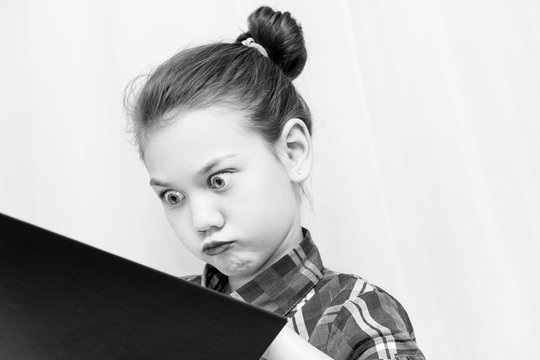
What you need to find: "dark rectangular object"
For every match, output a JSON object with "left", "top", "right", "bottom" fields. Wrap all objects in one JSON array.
[{"left": 0, "top": 212, "right": 286, "bottom": 360}]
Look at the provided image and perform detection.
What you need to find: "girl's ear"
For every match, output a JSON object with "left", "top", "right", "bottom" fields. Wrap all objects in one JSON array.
[{"left": 276, "top": 118, "right": 313, "bottom": 183}]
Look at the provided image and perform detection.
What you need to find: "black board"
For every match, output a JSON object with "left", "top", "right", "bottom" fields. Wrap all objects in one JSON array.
[{"left": 0, "top": 212, "right": 286, "bottom": 359}]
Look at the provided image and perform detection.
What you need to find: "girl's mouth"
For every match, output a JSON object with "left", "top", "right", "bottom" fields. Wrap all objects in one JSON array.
[{"left": 202, "top": 241, "right": 235, "bottom": 256}]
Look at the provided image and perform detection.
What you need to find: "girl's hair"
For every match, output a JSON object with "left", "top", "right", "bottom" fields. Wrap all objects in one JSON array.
[{"left": 124, "top": 6, "right": 312, "bottom": 155}]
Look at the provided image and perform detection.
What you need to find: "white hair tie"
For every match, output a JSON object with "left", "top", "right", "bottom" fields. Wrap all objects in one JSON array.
[{"left": 241, "top": 37, "right": 268, "bottom": 58}]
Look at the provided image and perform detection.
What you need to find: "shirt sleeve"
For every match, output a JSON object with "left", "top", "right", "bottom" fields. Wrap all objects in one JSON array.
[{"left": 327, "top": 287, "right": 425, "bottom": 360}]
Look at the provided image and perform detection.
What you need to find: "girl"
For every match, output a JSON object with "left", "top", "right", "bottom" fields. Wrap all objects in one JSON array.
[{"left": 125, "top": 6, "right": 425, "bottom": 360}]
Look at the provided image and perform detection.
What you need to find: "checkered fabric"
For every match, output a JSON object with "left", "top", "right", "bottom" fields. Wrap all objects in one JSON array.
[{"left": 184, "top": 229, "right": 425, "bottom": 360}]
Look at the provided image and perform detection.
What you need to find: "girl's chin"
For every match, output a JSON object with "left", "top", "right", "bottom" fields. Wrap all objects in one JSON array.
[
  {"left": 213, "top": 256, "right": 269, "bottom": 283},
  {"left": 213, "top": 257, "right": 253, "bottom": 275}
]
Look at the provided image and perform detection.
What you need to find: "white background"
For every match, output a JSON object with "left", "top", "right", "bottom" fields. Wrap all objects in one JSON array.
[{"left": 1, "top": 1, "right": 539, "bottom": 359}]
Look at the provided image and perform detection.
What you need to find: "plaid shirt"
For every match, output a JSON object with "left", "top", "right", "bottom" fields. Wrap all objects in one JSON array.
[{"left": 185, "top": 229, "right": 425, "bottom": 360}]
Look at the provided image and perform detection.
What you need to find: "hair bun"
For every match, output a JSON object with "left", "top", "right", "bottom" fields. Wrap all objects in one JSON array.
[{"left": 238, "top": 6, "right": 307, "bottom": 80}]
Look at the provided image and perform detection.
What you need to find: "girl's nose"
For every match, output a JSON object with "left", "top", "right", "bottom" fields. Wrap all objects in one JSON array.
[{"left": 189, "top": 196, "right": 225, "bottom": 233}]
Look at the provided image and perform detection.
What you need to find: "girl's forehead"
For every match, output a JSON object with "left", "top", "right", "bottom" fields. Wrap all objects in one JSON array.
[{"left": 142, "top": 107, "right": 270, "bottom": 174}]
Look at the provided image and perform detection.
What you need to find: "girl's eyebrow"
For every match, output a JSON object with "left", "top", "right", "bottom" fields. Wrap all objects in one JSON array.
[
  {"left": 149, "top": 179, "right": 170, "bottom": 187},
  {"left": 198, "top": 153, "right": 238, "bottom": 176},
  {"left": 149, "top": 153, "right": 238, "bottom": 187}
]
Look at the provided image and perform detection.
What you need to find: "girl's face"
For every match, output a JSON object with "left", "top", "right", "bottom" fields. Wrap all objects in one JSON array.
[{"left": 143, "top": 107, "right": 303, "bottom": 290}]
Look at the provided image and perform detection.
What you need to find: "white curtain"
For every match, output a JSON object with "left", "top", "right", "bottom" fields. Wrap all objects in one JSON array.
[{"left": 1, "top": 1, "right": 539, "bottom": 359}]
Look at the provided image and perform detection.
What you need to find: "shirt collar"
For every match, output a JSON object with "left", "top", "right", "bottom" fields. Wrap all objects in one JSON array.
[{"left": 201, "top": 228, "right": 324, "bottom": 316}]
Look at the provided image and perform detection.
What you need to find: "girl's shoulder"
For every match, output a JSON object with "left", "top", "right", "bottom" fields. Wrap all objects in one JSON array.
[
  {"left": 318, "top": 267, "right": 380, "bottom": 299},
  {"left": 317, "top": 268, "right": 412, "bottom": 322},
  {"left": 302, "top": 268, "right": 425, "bottom": 359}
]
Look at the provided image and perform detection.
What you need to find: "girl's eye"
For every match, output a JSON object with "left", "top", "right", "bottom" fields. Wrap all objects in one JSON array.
[
  {"left": 161, "top": 190, "right": 185, "bottom": 207},
  {"left": 208, "top": 172, "right": 232, "bottom": 190}
]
